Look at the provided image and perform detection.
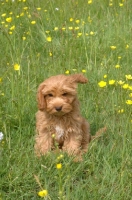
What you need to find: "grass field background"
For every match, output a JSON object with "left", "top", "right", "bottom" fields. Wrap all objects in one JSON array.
[{"left": 0, "top": 0, "right": 132, "bottom": 199}]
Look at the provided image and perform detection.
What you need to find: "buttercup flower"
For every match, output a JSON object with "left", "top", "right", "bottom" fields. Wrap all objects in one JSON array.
[
  {"left": 46, "top": 37, "right": 52, "bottom": 42},
  {"left": 117, "top": 80, "right": 125, "bottom": 85},
  {"left": 65, "top": 70, "right": 70, "bottom": 74},
  {"left": 126, "top": 44, "right": 129, "bottom": 49},
  {"left": 129, "top": 93, "right": 132, "bottom": 98},
  {"left": 22, "top": 36, "right": 26, "bottom": 40},
  {"left": 14, "top": 64, "right": 20, "bottom": 71},
  {"left": 9, "top": 25, "right": 15, "bottom": 31},
  {"left": 82, "top": 69, "right": 86, "bottom": 73},
  {"left": 70, "top": 18, "right": 74, "bottom": 22},
  {"left": 38, "top": 190, "right": 48, "bottom": 197},
  {"left": 31, "top": 21, "right": 36, "bottom": 24},
  {"left": 36, "top": 7, "right": 41, "bottom": 11},
  {"left": 90, "top": 31, "right": 94, "bottom": 35},
  {"left": 129, "top": 86, "right": 132, "bottom": 90},
  {"left": 115, "top": 64, "right": 120, "bottom": 68},
  {"left": 119, "top": 3, "right": 123, "bottom": 6},
  {"left": 88, "top": 0, "right": 92, "bottom": 4},
  {"left": 126, "top": 100, "right": 132, "bottom": 105},
  {"left": 6, "top": 17, "right": 12, "bottom": 22},
  {"left": 54, "top": 27, "right": 58, "bottom": 31},
  {"left": 98, "top": 81, "right": 107, "bottom": 88},
  {"left": 109, "top": 80, "right": 115, "bottom": 85},
  {"left": 110, "top": 46, "right": 116, "bottom": 50},
  {"left": 125, "top": 75, "right": 132, "bottom": 80},
  {"left": 75, "top": 20, "right": 80, "bottom": 24},
  {"left": 56, "top": 163, "right": 62, "bottom": 169},
  {"left": 118, "top": 109, "right": 124, "bottom": 113},
  {"left": 122, "top": 84, "right": 129, "bottom": 89},
  {"left": 1, "top": 13, "right": 6, "bottom": 17},
  {"left": 103, "top": 75, "right": 107, "bottom": 78}
]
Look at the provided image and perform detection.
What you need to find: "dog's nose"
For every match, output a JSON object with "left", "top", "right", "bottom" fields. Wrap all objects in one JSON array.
[{"left": 55, "top": 106, "right": 62, "bottom": 112}]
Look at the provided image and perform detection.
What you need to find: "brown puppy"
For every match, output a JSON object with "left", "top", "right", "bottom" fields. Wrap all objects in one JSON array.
[{"left": 34, "top": 74, "right": 105, "bottom": 159}]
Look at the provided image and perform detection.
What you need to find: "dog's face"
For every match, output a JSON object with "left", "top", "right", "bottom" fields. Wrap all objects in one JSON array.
[{"left": 37, "top": 74, "right": 88, "bottom": 116}]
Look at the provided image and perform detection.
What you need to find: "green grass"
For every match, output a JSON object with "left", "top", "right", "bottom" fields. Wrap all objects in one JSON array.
[{"left": 0, "top": 0, "right": 132, "bottom": 199}]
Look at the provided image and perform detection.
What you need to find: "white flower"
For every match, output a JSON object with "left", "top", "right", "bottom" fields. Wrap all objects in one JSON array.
[
  {"left": 0, "top": 132, "right": 4, "bottom": 141},
  {"left": 55, "top": 8, "right": 59, "bottom": 11}
]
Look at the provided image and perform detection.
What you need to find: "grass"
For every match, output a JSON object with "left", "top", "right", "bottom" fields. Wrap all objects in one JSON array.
[{"left": 0, "top": 0, "right": 132, "bottom": 199}]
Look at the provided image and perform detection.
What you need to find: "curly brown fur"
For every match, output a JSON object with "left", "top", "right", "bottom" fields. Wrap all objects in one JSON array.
[{"left": 34, "top": 74, "right": 106, "bottom": 160}]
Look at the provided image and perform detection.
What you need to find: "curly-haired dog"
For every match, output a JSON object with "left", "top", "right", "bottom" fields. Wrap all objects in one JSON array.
[{"left": 35, "top": 74, "right": 106, "bottom": 159}]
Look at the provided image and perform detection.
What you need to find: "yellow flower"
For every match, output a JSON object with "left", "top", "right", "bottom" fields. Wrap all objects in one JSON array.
[
  {"left": 9, "top": 31, "right": 13, "bottom": 35},
  {"left": 88, "top": 16, "right": 92, "bottom": 23},
  {"left": 36, "top": 7, "right": 41, "bottom": 11},
  {"left": 103, "top": 75, "right": 107, "bottom": 78},
  {"left": 57, "top": 154, "right": 64, "bottom": 160},
  {"left": 82, "top": 69, "right": 86, "bottom": 73},
  {"left": 109, "top": 3, "right": 113, "bottom": 6},
  {"left": 38, "top": 190, "right": 48, "bottom": 197},
  {"left": 0, "top": 78, "right": 2, "bottom": 82},
  {"left": 75, "top": 27, "right": 79, "bottom": 30},
  {"left": 118, "top": 56, "right": 121, "bottom": 59},
  {"left": 122, "top": 84, "right": 129, "bottom": 89},
  {"left": 49, "top": 52, "right": 52, "bottom": 56},
  {"left": 125, "top": 75, "right": 132, "bottom": 80},
  {"left": 22, "top": 36, "right": 26, "bottom": 40},
  {"left": 75, "top": 20, "right": 80, "bottom": 24},
  {"left": 20, "top": 12, "right": 24, "bottom": 17},
  {"left": 23, "top": 7, "right": 28, "bottom": 10},
  {"left": 115, "top": 64, "right": 120, "bottom": 68},
  {"left": 14, "top": 64, "right": 20, "bottom": 71},
  {"left": 46, "top": 37, "right": 52, "bottom": 42},
  {"left": 1, "top": 13, "right": 6, "bottom": 17},
  {"left": 118, "top": 109, "right": 124, "bottom": 113},
  {"left": 69, "top": 27, "right": 73, "bottom": 30},
  {"left": 90, "top": 31, "right": 94, "bottom": 35},
  {"left": 88, "top": 0, "right": 92, "bottom": 4},
  {"left": 117, "top": 80, "right": 125, "bottom": 85},
  {"left": 129, "top": 93, "right": 132, "bottom": 98},
  {"left": 110, "top": 46, "right": 116, "bottom": 50},
  {"left": 56, "top": 163, "right": 62, "bottom": 169},
  {"left": 54, "top": 27, "right": 58, "bottom": 31},
  {"left": 9, "top": 25, "right": 15, "bottom": 31},
  {"left": 45, "top": 30, "right": 50, "bottom": 34},
  {"left": 70, "top": 18, "right": 74, "bottom": 22},
  {"left": 126, "top": 44, "right": 129, "bottom": 49},
  {"left": 129, "top": 86, "right": 132, "bottom": 90},
  {"left": 62, "top": 27, "right": 66, "bottom": 31},
  {"left": 98, "top": 81, "right": 107, "bottom": 88},
  {"left": 126, "top": 100, "right": 132, "bottom": 105},
  {"left": 78, "top": 32, "right": 82, "bottom": 36},
  {"left": 119, "top": 3, "right": 123, "bottom": 6},
  {"left": 31, "top": 21, "right": 36, "bottom": 24},
  {"left": 6, "top": 17, "right": 12, "bottom": 23},
  {"left": 65, "top": 70, "right": 70, "bottom": 74},
  {"left": 109, "top": 80, "right": 115, "bottom": 85}
]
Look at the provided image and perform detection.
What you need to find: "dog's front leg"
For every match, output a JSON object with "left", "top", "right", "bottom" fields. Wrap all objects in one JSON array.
[
  {"left": 34, "top": 132, "right": 52, "bottom": 156},
  {"left": 63, "top": 133, "right": 82, "bottom": 157}
]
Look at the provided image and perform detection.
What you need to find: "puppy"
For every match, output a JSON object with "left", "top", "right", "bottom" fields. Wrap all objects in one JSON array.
[{"left": 34, "top": 74, "right": 105, "bottom": 159}]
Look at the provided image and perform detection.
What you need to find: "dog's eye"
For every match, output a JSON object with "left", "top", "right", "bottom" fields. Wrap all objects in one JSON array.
[
  {"left": 62, "top": 93, "right": 68, "bottom": 96},
  {"left": 47, "top": 93, "right": 53, "bottom": 97}
]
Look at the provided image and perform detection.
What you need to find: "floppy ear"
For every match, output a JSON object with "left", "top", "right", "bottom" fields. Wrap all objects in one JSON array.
[
  {"left": 69, "top": 73, "right": 88, "bottom": 84},
  {"left": 37, "top": 82, "right": 46, "bottom": 111}
]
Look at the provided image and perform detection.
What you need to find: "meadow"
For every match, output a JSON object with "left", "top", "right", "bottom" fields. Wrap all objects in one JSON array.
[{"left": 0, "top": 0, "right": 132, "bottom": 199}]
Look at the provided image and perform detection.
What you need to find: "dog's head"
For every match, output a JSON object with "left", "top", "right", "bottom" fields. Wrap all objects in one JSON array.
[{"left": 37, "top": 74, "right": 88, "bottom": 116}]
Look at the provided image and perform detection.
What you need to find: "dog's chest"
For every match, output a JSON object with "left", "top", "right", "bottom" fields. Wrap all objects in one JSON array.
[{"left": 55, "top": 125, "right": 65, "bottom": 140}]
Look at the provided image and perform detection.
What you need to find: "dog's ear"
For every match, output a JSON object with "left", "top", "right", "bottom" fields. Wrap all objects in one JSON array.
[
  {"left": 37, "top": 82, "right": 46, "bottom": 110},
  {"left": 69, "top": 73, "right": 88, "bottom": 84}
]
